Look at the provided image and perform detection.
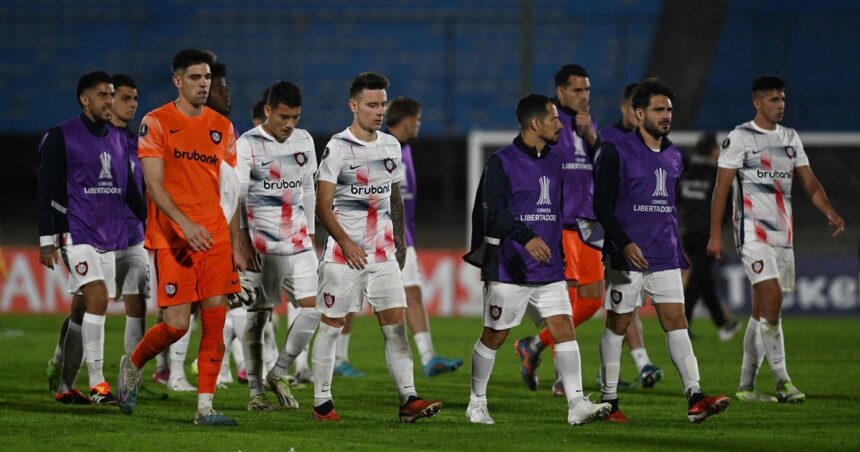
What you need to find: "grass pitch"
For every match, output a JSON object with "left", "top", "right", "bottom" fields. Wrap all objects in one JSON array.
[{"left": 1, "top": 314, "right": 858, "bottom": 451}]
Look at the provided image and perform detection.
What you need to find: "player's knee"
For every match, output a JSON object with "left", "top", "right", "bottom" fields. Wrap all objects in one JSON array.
[
  {"left": 480, "top": 327, "right": 509, "bottom": 350},
  {"left": 577, "top": 282, "right": 603, "bottom": 299},
  {"left": 606, "top": 312, "right": 632, "bottom": 335},
  {"left": 161, "top": 323, "right": 189, "bottom": 342},
  {"left": 321, "top": 315, "right": 346, "bottom": 328}
]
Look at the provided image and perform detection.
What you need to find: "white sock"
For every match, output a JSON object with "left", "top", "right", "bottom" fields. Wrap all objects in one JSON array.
[
  {"left": 599, "top": 329, "right": 625, "bottom": 401},
  {"left": 197, "top": 392, "right": 213, "bottom": 412},
  {"left": 262, "top": 319, "right": 278, "bottom": 373},
  {"left": 381, "top": 323, "right": 418, "bottom": 404},
  {"left": 554, "top": 340, "right": 584, "bottom": 405},
  {"left": 82, "top": 312, "right": 106, "bottom": 387},
  {"left": 630, "top": 347, "right": 651, "bottom": 373},
  {"left": 335, "top": 332, "right": 351, "bottom": 365},
  {"left": 413, "top": 331, "right": 435, "bottom": 366},
  {"left": 312, "top": 322, "right": 343, "bottom": 407},
  {"left": 272, "top": 307, "right": 321, "bottom": 379},
  {"left": 739, "top": 317, "right": 764, "bottom": 390},
  {"left": 295, "top": 344, "right": 310, "bottom": 373},
  {"left": 760, "top": 319, "right": 790, "bottom": 385},
  {"left": 243, "top": 310, "right": 269, "bottom": 397},
  {"left": 230, "top": 308, "right": 247, "bottom": 371},
  {"left": 470, "top": 340, "right": 497, "bottom": 402},
  {"left": 124, "top": 316, "right": 145, "bottom": 355},
  {"left": 58, "top": 321, "right": 83, "bottom": 393},
  {"left": 52, "top": 316, "right": 71, "bottom": 366},
  {"left": 169, "top": 313, "right": 195, "bottom": 380},
  {"left": 666, "top": 329, "right": 701, "bottom": 396}
]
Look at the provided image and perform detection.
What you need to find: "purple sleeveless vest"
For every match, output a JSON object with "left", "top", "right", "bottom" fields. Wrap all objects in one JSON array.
[
  {"left": 400, "top": 143, "right": 417, "bottom": 247},
  {"left": 494, "top": 144, "right": 565, "bottom": 283},
  {"left": 60, "top": 117, "right": 131, "bottom": 251},
  {"left": 557, "top": 106, "right": 598, "bottom": 227},
  {"left": 608, "top": 132, "right": 687, "bottom": 271}
]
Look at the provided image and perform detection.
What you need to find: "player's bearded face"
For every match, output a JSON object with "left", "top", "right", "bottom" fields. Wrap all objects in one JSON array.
[
  {"left": 539, "top": 104, "right": 563, "bottom": 145},
  {"left": 639, "top": 95, "right": 672, "bottom": 139},
  {"left": 175, "top": 63, "right": 211, "bottom": 107},
  {"left": 352, "top": 89, "right": 387, "bottom": 133},
  {"left": 264, "top": 103, "right": 301, "bottom": 142},
  {"left": 82, "top": 82, "right": 115, "bottom": 123}
]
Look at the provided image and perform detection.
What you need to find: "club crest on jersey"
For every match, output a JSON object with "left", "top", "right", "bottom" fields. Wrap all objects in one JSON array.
[
  {"left": 610, "top": 290, "right": 622, "bottom": 304},
  {"left": 294, "top": 152, "right": 307, "bottom": 166},
  {"left": 489, "top": 305, "right": 502, "bottom": 320},
  {"left": 537, "top": 176, "right": 552, "bottom": 205},
  {"left": 75, "top": 261, "right": 88, "bottom": 276},
  {"left": 751, "top": 260, "right": 764, "bottom": 274},
  {"left": 721, "top": 137, "right": 730, "bottom": 149},
  {"left": 165, "top": 282, "right": 178, "bottom": 298},
  {"left": 785, "top": 145, "right": 796, "bottom": 159},
  {"left": 323, "top": 292, "right": 336, "bottom": 308},
  {"left": 210, "top": 129, "right": 222, "bottom": 144},
  {"left": 383, "top": 158, "right": 396, "bottom": 174},
  {"left": 139, "top": 123, "right": 148, "bottom": 137}
]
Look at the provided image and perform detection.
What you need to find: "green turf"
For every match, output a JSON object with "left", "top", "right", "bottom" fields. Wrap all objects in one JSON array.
[{"left": 1, "top": 314, "right": 858, "bottom": 451}]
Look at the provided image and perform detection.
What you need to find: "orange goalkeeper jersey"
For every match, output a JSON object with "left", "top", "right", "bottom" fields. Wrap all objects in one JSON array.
[{"left": 138, "top": 102, "right": 237, "bottom": 249}]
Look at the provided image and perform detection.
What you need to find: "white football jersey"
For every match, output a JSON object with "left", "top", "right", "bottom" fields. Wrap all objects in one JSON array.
[
  {"left": 316, "top": 128, "right": 404, "bottom": 264},
  {"left": 718, "top": 121, "right": 809, "bottom": 249},
  {"left": 236, "top": 125, "right": 316, "bottom": 256}
]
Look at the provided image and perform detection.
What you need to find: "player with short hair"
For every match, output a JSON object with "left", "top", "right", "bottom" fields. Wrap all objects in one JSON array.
[
  {"left": 38, "top": 71, "right": 146, "bottom": 405},
  {"left": 594, "top": 79, "right": 729, "bottom": 423},
  {"left": 707, "top": 76, "right": 844, "bottom": 403},
  {"left": 465, "top": 94, "right": 611, "bottom": 425},
  {"left": 329, "top": 96, "right": 464, "bottom": 378},
  {"left": 235, "top": 80, "right": 320, "bottom": 411},
  {"left": 312, "top": 72, "right": 442, "bottom": 422},
  {"left": 515, "top": 67, "right": 662, "bottom": 394},
  {"left": 117, "top": 49, "right": 241, "bottom": 426},
  {"left": 108, "top": 74, "right": 168, "bottom": 401}
]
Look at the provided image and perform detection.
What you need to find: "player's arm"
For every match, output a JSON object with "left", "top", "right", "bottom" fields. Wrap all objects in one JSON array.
[
  {"left": 593, "top": 143, "right": 646, "bottom": 269},
  {"left": 140, "top": 157, "right": 213, "bottom": 252},
  {"left": 124, "top": 163, "right": 147, "bottom": 223},
  {"left": 706, "top": 167, "right": 737, "bottom": 260},
  {"left": 303, "top": 145, "right": 317, "bottom": 243},
  {"left": 483, "top": 155, "right": 549, "bottom": 264},
  {"left": 316, "top": 180, "right": 367, "bottom": 269},
  {"left": 575, "top": 107, "right": 598, "bottom": 147},
  {"left": 390, "top": 182, "right": 407, "bottom": 269},
  {"left": 234, "top": 137, "right": 259, "bottom": 271},
  {"left": 796, "top": 165, "right": 844, "bottom": 237},
  {"left": 707, "top": 133, "right": 743, "bottom": 260},
  {"left": 36, "top": 128, "right": 64, "bottom": 269}
]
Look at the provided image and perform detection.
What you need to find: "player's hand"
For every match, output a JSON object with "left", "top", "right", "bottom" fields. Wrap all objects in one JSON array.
[
  {"left": 238, "top": 231, "right": 262, "bottom": 272},
  {"left": 826, "top": 210, "right": 845, "bottom": 237},
  {"left": 622, "top": 243, "right": 649, "bottom": 270},
  {"left": 575, "top": 108, "right": 593, "bottom": 136},
  {"left": 180, "top": 220, "right": 214, "bottom": 252},
  {"left": 525, "top": 237, "right": 552, "bottom": 264},
  {"left": 706, "top": 236, "right": 723, "bottom": 260},
  {"left": 339, "top": 238, "right": 368, "bottom": 270},
  {"left": 39, "top": 244, "right": 59, "bottom": 269}
]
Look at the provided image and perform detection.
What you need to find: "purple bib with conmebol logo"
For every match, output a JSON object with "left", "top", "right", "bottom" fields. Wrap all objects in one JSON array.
[
  {"left": 494, "top": 144, "right": 565, "bottom": 283},
  {"left": 60, "top": 117, "right": 131, "bottom": 251},
  {"left": 608, "top": 132, "right": 687, "bottom": 271}
]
